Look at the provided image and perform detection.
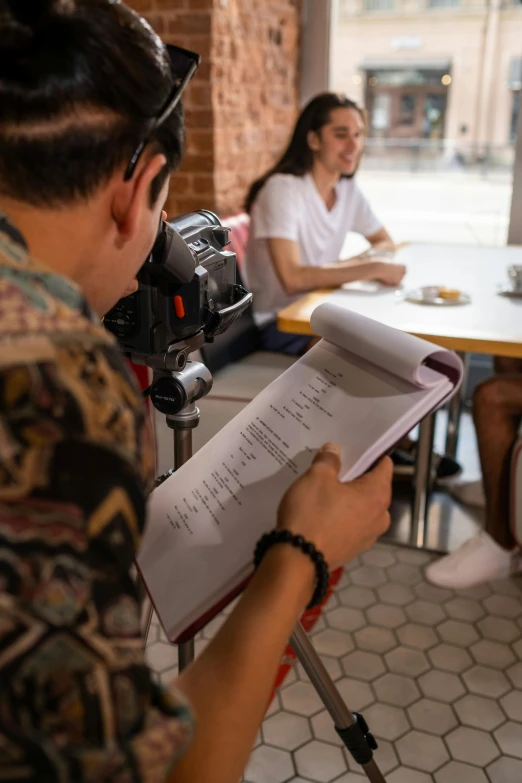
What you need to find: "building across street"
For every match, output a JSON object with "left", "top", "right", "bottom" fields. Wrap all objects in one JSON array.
[{"left": 331, "top": 0, "right": 522, "bottom": 164}]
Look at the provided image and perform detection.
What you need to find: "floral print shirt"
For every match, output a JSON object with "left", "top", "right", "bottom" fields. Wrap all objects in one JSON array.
[{"left": 0, "top": 213, "right": 193, "bottom": 782}]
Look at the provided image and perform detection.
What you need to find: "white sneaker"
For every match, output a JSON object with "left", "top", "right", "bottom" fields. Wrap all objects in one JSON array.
[
  {"left": 450, "top": 479, "right": 486, "bottom": 509},
  {"left": 425, "top": 531, "right": 522, "bottom": 589}
]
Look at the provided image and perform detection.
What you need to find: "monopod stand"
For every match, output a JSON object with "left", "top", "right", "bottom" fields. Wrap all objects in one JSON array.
[{"left": 141, "top": 361, "right": 386, "bottom": 783}]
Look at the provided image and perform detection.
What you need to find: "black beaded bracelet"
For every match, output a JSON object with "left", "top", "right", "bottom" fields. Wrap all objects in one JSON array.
[{"left": 253, "top": 530, "right": 330, "bottom": 610}]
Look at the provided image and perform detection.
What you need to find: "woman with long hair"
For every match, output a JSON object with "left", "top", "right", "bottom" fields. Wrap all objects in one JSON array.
[
  {"left": 243, "top": 92, "right": 405, "bottom": 355},
  {"left": 246, "top": 94, "right": 365, "bottom": 213}
]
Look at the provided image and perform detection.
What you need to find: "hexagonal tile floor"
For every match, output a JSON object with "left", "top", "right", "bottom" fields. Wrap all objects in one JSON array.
[{"left": 146, "top": 542, "right": 522, "bottom": 782}]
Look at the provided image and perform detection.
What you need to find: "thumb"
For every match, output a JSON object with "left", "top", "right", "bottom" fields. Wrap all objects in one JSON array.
[{"left": 312, "top": 442, "right": 341, "bottom": 475}]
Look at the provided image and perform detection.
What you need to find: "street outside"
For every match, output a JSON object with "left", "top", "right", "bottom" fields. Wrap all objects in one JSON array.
[{"left": 343, "top": 167, "right": 514, "bottom": 256}]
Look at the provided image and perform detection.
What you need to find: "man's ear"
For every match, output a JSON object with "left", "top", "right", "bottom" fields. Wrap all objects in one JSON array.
[
  {"left": 111, "top": 153, "right": 167, "bottom": 244},
  {"left": 307, "top": 130, "right": 321, "bottom": 152}
]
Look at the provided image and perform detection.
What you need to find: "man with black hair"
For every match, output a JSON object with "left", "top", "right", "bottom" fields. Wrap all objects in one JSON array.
[{"left": 0, "top": 2, "right": 393, "bottom": 782}]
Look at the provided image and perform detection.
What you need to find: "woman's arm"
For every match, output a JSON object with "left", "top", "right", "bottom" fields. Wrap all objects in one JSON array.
[
  {"left": 366, "top": 227, "right": 396, "bottom": 252},
  {"left": 267, "top": 237, "right": 405, "bottom": 295}
]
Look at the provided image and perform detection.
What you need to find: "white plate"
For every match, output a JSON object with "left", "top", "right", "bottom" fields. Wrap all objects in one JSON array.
[
  {"left": 498, "top": 284, "right": 522, "bottom": 299},
  {"left": 403, "top": 286, "right": 471, "bottom": 307}
]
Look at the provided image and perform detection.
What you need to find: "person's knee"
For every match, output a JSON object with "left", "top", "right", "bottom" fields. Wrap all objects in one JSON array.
[
  {"left": 473, "top": 375, "right": 522, "bottom": 415},
  {"left": 473, "top": 376, "right": 503, "bottom": 413}
]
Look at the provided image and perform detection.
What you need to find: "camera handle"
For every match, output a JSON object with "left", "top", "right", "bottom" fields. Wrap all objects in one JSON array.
[{"left": 141, "top": 366, "right": 386, "bottom": 782}]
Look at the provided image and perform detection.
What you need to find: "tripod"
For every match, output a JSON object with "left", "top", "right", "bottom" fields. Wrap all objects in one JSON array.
[{"left": 141, "top": 358, "right": 387, "bottom": 783}]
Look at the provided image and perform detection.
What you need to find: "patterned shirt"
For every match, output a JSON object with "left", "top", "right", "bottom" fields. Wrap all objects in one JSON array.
[{"left": 0, "top": 214, "right": 193, "bottom": 782}]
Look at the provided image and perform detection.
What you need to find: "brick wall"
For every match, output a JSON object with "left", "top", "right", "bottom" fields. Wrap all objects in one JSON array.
[
  {"left": 126, "top": 0, "right": 301, "bottom": 218},
  {"left": 212, "top": 0, "right": 301, "bottom": 215}
]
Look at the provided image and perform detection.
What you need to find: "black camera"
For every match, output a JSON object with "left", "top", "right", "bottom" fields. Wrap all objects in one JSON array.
[{"left": 104, "top": 211, "right": 252, "bottom": 369}]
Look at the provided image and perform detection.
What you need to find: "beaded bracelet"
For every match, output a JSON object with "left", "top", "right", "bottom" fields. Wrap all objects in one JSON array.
[{"left": 253, "top": 530, "right": 330, "bottom": 610}]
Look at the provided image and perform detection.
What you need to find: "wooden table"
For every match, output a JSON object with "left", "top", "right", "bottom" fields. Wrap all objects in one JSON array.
[{"left": 277, "top": 242, "right": 522, "bottom": 549}]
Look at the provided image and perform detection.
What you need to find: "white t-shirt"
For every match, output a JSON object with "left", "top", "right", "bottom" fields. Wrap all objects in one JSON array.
[{"left": 243, "top": 173, "right": 383, "bottom": 326}]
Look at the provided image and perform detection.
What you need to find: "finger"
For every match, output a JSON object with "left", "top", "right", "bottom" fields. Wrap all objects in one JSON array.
[
  {"left": 162, "top": 210, "right": 168, "bottom": 221},
  {"left": 311, "top": 442, "right": 341, "bottom": 475},
  {"left": 351, "top": 457, "right": 393, "bottom": 503},
  {"left": 364, "top": 455, "right": 393, "bottom": 486}
]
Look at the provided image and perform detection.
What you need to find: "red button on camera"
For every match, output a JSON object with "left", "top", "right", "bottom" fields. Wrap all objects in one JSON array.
[{"left": 173, "top": 296, "right": 186, "bottom": 318}]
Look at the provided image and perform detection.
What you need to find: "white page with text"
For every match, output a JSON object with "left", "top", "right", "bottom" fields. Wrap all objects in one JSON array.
[{"left": 138, "top": 336, "right": 453, "bottom": 641}]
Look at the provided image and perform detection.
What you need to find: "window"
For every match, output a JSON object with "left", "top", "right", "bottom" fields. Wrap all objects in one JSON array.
[
  {"left": 370, "top": 93, "right": 391, "bottom": 134},
  {"left": 329, "top": 0, "right": 521, "bottom": 247},
  {"left": 365, "top": 0, "right": 395, "bottom": 10},
  {"left": 399, "top": 94, "right": 417, "bottom": 125},
  {"left": 427, "top": 0, "right": 459, "bottom": 7},
  {"left": 512, "top": 92, "right": 521, "bottom": 143}
]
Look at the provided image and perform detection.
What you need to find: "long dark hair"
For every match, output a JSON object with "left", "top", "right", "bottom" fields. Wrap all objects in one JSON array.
[{"left": 245, "top": 93, "right": 365, "bottom": 213}]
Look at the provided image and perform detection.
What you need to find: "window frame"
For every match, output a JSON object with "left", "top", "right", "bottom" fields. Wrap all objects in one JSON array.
[{"left": 508, "top": 98, "right": 522, "bottom": 245}]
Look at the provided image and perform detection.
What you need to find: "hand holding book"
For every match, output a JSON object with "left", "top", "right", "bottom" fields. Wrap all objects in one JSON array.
[{"left": 277, "top": 443, "right": 393, "bottom": 572}]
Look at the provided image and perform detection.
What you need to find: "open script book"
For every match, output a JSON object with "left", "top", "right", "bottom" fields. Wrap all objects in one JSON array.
[{"left": 138, "top": 303, "right": 463, "bottom": 642}]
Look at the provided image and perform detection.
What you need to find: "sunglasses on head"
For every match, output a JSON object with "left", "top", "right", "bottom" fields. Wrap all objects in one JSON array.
[{"left": 124, "top": 43, "right": 201, "bottom": 181}]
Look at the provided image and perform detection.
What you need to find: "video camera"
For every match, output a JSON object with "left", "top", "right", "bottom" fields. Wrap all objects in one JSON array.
[{"left": 104, "top": 211, "right": 252, "bottom": 372}]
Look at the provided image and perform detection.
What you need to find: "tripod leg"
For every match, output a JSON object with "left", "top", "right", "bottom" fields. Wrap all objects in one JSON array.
[
  {"left": 135, "top": 566, "right": 156, "bottom": 646},
  {"left": 290, "top": 623, "right": 387, "bottom": 783},
  {"left": 139, "top": 574, "right": 194, "bottom": 670},
  {"left": 142, "top": 597, "right": 155, "bottom": 644},
  {"left": 178, "top": 640, "right": 195, "bottom": 671}
]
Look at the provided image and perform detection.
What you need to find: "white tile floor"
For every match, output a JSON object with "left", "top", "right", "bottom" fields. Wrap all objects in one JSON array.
[{"left": 145, "top": 544, "right": 522, "bottom": 783}]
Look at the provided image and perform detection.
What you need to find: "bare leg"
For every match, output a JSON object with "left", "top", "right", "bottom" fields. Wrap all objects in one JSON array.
[{"left": 473, "top": 375, "right": 522, "bottom": 549}]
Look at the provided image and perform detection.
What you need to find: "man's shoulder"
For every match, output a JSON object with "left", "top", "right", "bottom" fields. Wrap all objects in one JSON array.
[
  {"left": 0, "top": 290, "right": 153, "bottom": 496},
  {"left": 0, "top": 244, "right": 151, "bottom": 462},
  {"left": 0, "top": 249, "right": 115, "bottom": 357}
]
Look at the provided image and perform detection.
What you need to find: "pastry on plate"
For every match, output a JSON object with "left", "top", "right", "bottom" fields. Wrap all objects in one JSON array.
[{"left": 438, "top": 286, "right": 461, "bottom": 301}]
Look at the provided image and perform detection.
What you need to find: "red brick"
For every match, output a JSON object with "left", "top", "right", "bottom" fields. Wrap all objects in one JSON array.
[
  {"left": 155, "top": 0, "right": 188, "bottom": 10},
  {"left": 163, "top": 36, "right": 212, "bottom": 61},
  {"left": 184, "top": 84, "right": 212, "bottom": 109},
  {"left": 169, "top": 172, "right": 194, "bottom": 193},
  {"left": 192, "top": 59, "right": 212, "bottom": 80},
  {"left": 167, "top": 12, "right": 211, "bottom": 37},
  {"left": 179, "top": 153, "right": 215, "bottom": 173},
  {"left": 186, "top": 129, "right": 214, "bottom": 155},
  {"left": 193, "top": 174, "right": 215, "bottom": 194},
  {"left": 186, "top": 0, "right": 214, "bottom": 8},
  {"left": 185, "top": 108, "right": 214, "bottom": 129},
  {"left": 168, "top": 195, "right": 216, "bottom": 216},
  {"left": 142, "top": 14, "right": 166, "bottom": 34},
  {"left": 144, "top": 0, "right": 300, "bottom": 215},
  {"left": 126, "top": 0, "right": 154, "bottom": 11}
]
